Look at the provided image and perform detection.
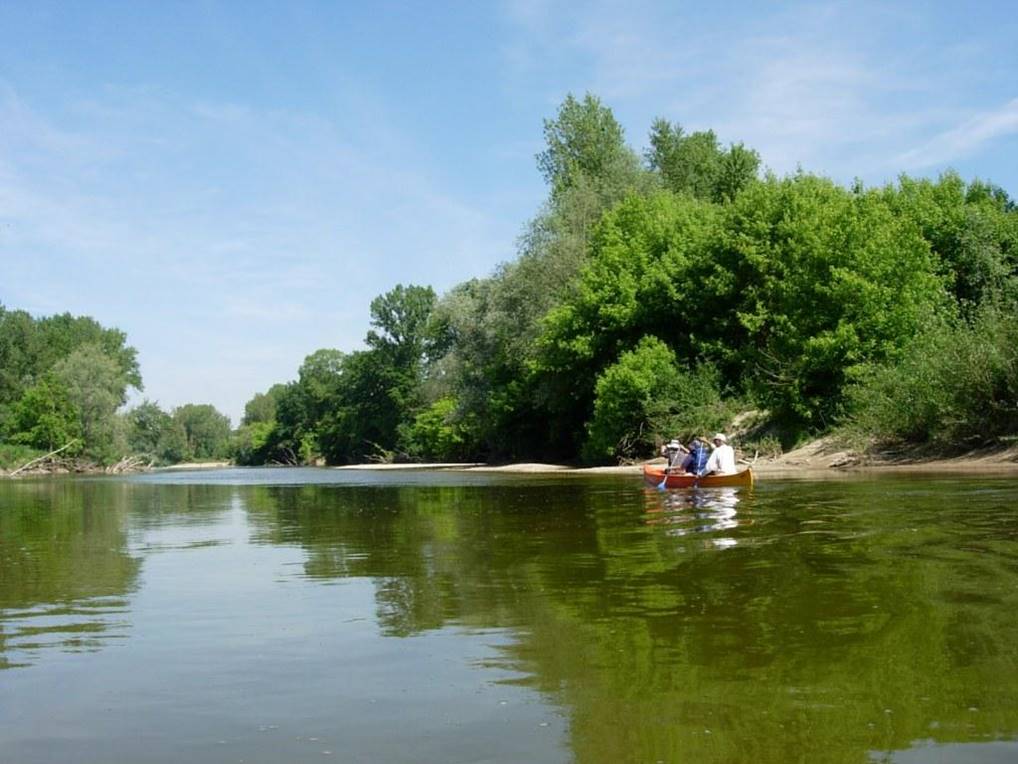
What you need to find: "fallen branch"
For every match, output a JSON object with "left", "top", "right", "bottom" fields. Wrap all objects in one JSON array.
[
  {"left": 105, "top": 454, "right": 154, "bottom": 474},
  {"left": 9, "top": 440, "right": 80, "bottom": 478}
]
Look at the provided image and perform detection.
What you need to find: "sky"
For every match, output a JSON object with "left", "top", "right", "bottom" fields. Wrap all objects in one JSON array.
[{"left": 2, "top": 1, "right": 1017, "bottom": 425}]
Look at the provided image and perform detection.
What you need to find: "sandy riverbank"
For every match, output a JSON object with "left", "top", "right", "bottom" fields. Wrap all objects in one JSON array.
[
  {"left": 330, "top": 439, "right": 1018, "bottom": 478},
  {"left": 12, "top": 443, "right": 1015, "bottom": 480},
  {"left": 156, "top": 461, "right": 233, "bottom": 471}
]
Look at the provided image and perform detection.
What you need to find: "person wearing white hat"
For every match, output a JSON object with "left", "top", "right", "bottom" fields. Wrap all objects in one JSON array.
[
  {"left": 660, "top": 438, "right": 686, "bottom": 471},
  {"left": 699, "top": 433, "right": 737, "bottom": 477}
]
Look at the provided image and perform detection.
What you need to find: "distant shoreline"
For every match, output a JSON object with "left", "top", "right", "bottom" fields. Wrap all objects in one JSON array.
[
  {"left": 332, "top": 447, "right": 1018, "bottom": 478},
  {"left": 8, "top": 445, "right": 1018, "bottom": 480}
]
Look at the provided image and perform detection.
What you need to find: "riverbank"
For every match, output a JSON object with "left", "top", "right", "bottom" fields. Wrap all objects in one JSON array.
[
  {"left": 6, "top": 444, "right": 1017, "bottom": 479},
  {"left": 333, "top": 439, "right": 1018, "bottom": 478},
  {"left": 157, "top": 461, "right": 232, "bottom": 471}
]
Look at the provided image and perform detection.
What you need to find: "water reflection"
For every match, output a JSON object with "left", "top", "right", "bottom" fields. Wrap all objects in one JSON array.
[
  {"left": 0, "top": 480, "right": 140, "bottom": 669},
  {"left": 2, "top": 472, "right": 1018, "bottom": 764},
  {"left": 645, "top": 486, "right": 745, "bottom": 548}
]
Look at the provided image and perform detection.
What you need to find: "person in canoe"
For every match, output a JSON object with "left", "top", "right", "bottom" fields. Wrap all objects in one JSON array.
[
  {"left": 681, "top": 438, "right": 711, "bottom": 475},
  {"left": 660, "top": 438, "right": 711, "bottom": 475},
  {"left": 698, "top": 433, "right": 737, "bottom": 477},
  {"left": 660, "top": 439, "right": 685, "bottom": 471}
]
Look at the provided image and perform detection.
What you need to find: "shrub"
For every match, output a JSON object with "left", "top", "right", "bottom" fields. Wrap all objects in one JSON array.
[
  {"left": 847, "top": 304, "right": 1018, "bottom": 449},
  {"left": 583, "top": 336, "right": 731, "bottom": 463},
  {"left": 401, "top": 397, "right": 474, "bottom": 462}
]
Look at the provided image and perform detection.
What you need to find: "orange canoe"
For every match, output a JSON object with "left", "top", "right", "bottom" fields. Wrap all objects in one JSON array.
[{"left": 643, "top": 464, "right": 754, "bottom": 489}]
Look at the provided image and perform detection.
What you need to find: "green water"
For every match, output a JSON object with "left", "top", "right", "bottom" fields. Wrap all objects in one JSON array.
[{"left": 1, "top": 468, "right": 1017, "bottom": 763}]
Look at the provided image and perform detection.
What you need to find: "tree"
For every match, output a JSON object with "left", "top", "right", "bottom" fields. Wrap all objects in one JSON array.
[
  {"left": 537, "top": 92, "right": 642, "bottom": 200},
  {"left": 52, "top": 344, "right": 131, "bottom": 461},
  {"left": 534, "top": 192, "right": 720, "bottom": 448},
  {"left": 10, "top": 375, "right": 81, "bottom": 451},
  {"left": 583, "top": 337, "right": 681, "bottom": 463},
  {"left": 420, "top": 95, "right": 657, "bottom": 460},
  {"left": 0, "top": 306, "right": 142, "bottom": 455},
  {"left": 401, "top": 397, "right": 472, "bottom": 461},
  {"left": 647, "top": 119, "right": 759, "bottom": 202},
  {"left": 242, "top": 384, "right": 287, "bottom": 426},
  {"left": 707, "top": 174, "right": 947, "bottom": 426},
  {"left": 124, "top": 400, "right": 189, "bottom": 464},
  {"left": 172, "top": 404, "right": 231, "bottom": 461},
  {"left": 35, "top": 313, "right": 142, "bottom": 391},
  {"left": 366, "top": 284, "right": 437, "bottom": 365},
  {"left": 0, "top": 305, "right": 42, "bottom": 415},
  {"left": 883, "top": 172, "right": 1018, "bottom": 310}
]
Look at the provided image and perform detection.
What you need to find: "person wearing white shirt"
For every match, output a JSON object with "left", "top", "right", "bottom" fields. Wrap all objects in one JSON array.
[{"left": 699, "top": 433, "right": 736, "bottom": 476}]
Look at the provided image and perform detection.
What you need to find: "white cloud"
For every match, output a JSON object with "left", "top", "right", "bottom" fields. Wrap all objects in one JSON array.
[
  {"left": 0, "top": 80, "right": 514, "bottom": 422},
  {"left": 896, "top": 98, "right": 1018, "bottom": 170},
  {"left": 497, "top": 1, "right": 1014, "bottom": 186}
]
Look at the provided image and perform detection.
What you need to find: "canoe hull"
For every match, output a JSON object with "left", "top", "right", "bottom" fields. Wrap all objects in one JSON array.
[{"left": 643, "top": 465, "right": 754, "bottom": 489}]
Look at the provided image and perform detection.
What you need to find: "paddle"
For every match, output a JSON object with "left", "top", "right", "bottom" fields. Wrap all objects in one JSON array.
[
  {"left": 657, "top": 442, "right": 688, "bottom": 490},
  {"left": 657, "top": 465, "right": 669, "bottom": 491}
]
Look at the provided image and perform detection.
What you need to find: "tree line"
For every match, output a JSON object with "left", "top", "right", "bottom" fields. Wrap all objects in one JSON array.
[
  {"left": 0, "top": 307, "right": 231, "bottom": 469},
  {"left": 235, "top": 93, "right": 1018, "bottom": 465},
  {"left": 6, "top": 92, "right": 1016, "bottom": 469}
]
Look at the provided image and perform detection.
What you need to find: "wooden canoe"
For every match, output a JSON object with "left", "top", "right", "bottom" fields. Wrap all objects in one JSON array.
[{"left": 643, "top": 464, "right": 754, "bottom": 489}]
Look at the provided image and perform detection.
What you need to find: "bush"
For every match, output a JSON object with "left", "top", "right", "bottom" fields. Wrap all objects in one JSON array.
[
  {"left": 0, "top": 442, "right": 44, "bottom": 471},
  {"left": 583, "top": 336, "right": 733, "bottom": 463},
  {"left": 649, "top": 364, "right": 739, "bottom": 444},
  {"left": 401, "top": 397, "right": 474, "bottom": 462},
  {"left": 231, "top": 421, "right": 277, "bottom": 466},
  {"left": 847, "top": 304, "right": 1018, "bottom": 449}
]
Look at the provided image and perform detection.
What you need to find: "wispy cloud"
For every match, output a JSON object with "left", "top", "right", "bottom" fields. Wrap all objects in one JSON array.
[
  {"left": 896, "top": 98, "right": 1018, "bottom": 170},
  {"left": 0, "top": 80, "right": 514, "bottom": 420},
  {"left": 497, "top": 1, "right": 1016, "bottom": 185}
]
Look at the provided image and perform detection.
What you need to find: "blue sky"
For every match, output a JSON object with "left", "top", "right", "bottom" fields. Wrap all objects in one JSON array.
[{"left": 2, "top": 1, "right": 1016, "bottom": 424}]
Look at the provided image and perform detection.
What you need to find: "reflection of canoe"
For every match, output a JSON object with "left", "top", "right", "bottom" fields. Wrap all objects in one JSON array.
[{"left": 643, "top": 465, "right": 754, "bottom": 489}]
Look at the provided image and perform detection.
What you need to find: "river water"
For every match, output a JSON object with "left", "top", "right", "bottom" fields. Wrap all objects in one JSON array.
[{"left": 1, "top": 468, "right": 1016, "bottom": 763}]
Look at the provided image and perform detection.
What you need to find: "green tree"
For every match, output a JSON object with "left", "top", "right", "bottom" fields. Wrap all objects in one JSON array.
[
  {"left": 52, "top": 344, "right": 131, "bottom": 461},
  {"left": 707, "top": 174, "right": 947, "bottom": 426},
  {"left": 231, "top": 420, "right": 278, "bottom": 466},
  {"left": 401, "top": 397, "right": 472, "bottom": 462},
  {"left": 366, "top": 284, "right": 437, "bottom": 366},
  {"left": 535, "top": 192, "right": 720, "bottom": 448},
  {"left": 647, "top": 119, "right": 759, "bottom": 202},
  {"left": 317, "top": 349, "right": 405, "bottom": 463},
  {"left": 241, "top": 384, "right": 287, "bottom": 426},
  {"left": 883, "top": 172, "right": 1018, "bottom": 309},
  {"left": 425, "top": 95, "right": 657, "bottom": 460},
  {"left": 0, "top": 306, "right": 42, "bottom": 420},
  {"left": 0, "top": 306, "right": 142, "bottom": 453},
  {"left": 848, "top": 303, "right": 1018, "bottom": 448},
  {"left": 312, "top": 284, "right": 439, "bottom": 462},
  {"left": 583, "top": 336, "right": 681, "bottom": 463},
  {"left": 10, "top": 375, "right": 81, "bottom": 451},
  {"left": 35, "top": 312, "right": 142, "bottom": 391},
  {"left": 537, "top": 92, "right": 643, "bottom": 201},
  {"left": 172, "top": 404, "right": 232, "bottom": 461},
  {"left": 124, "top": 400, "right": 187, "bottom": 463}
]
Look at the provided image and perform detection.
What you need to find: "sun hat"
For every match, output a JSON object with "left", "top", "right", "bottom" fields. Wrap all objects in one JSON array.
[{"left": 712, "top": 433, "right": 728, "bottom": 443}]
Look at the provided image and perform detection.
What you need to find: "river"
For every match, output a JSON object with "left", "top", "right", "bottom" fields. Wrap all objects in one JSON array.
[{"left": 1, "top": 468, "right": 1017, "bottom": 763}]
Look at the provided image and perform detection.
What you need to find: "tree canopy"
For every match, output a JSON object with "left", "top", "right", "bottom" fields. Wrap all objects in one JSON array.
[{"left": 9, "top": 92, "right": 1016, "bottom": 470}]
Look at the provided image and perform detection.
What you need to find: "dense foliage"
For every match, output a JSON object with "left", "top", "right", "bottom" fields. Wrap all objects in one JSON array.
[
  {"left": 8, "top": 93, "right": 1016, "bottom": 470},
  {"left": 0, "top": 306, "right": 232, "bottom": 469},
  {"left": 231, "top": 93, "right": 1018, "bottom": 465}
]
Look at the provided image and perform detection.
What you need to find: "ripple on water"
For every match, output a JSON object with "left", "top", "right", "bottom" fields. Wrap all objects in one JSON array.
[{"left": 0, "top": 596, "right": 131, "bottom": 668}]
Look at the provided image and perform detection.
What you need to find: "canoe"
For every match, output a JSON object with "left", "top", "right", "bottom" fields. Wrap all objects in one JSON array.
[{"left": 643, "top": 464, "right": 754, "bottom": 489}]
